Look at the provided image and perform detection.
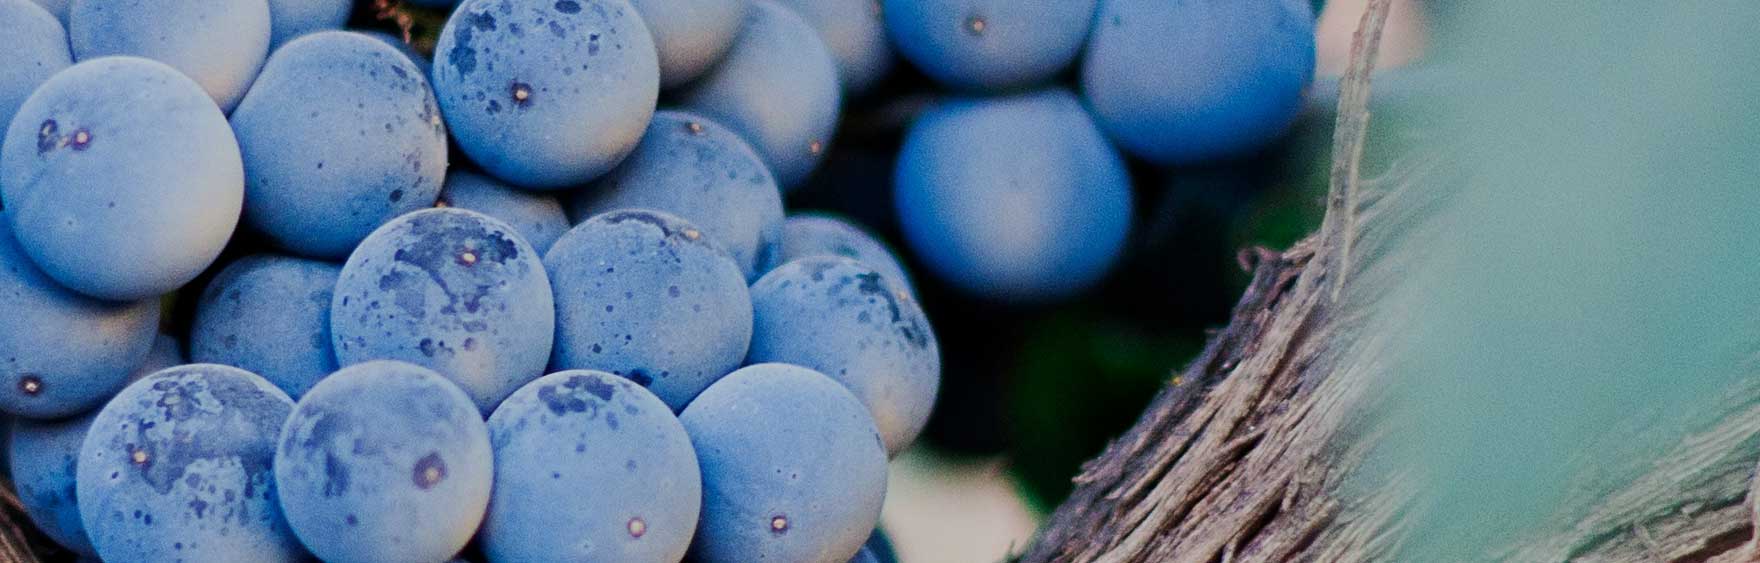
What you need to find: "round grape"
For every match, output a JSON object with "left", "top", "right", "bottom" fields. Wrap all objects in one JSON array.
[
  {"left": 681, "top": 363, "right": 887, "bottom": 562},
  {"left": 77, "top": 364, "right": 303, "bottom": 563},
  {"left": 482, "top": 370, "right": 700, "bottom": 562},
  {"left": 545, "top": 209, "right": 751, "bottom": 412},
  {"left": 275, "top": 360, "right": 492, "bottom": 563},
  {"left": 331, "top": 208, "right": 555, "bottom": 415},
  {"left": 1, "top": 56, "right": 244, "bottom": 301},
  {"left": 231, "top": 31, "right": 447, "bottom": 259},
  {"left": 1082, "top": 0, "right": 1316, "bottom": 164},
  {"left": 431, "top": 0, "right": 659, "bottom": 189},
  {"left": 894, "top": 89, "right": 1132, "bottom": 302}
]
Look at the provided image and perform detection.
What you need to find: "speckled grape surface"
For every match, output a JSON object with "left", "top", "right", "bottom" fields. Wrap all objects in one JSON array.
[
  {"left": 76, "top": 364, "right": 304, "bottom": 563},
  {"left": 482, "top": 370, "right": 700, "bottom": 562},
  {"left": 332, "top": 208, "right": 555, "bottom": 414},
  {"left": 275, "top": 360, "right": 492, "bottom": 563},
  {"left": 9, "top": 411, "right": 100, "bottom": 557},
  {"left": 545, "top": 209, "right": 751, "bottom": 411},
  {"left": 431, "top": 0, "right": 659, "bottom": 189},
  {"left": 230, "top": 31, "right": 448, "bottom": 259},
  {"left": 777, "top": 213, "right": 913, "bottom": 295}
]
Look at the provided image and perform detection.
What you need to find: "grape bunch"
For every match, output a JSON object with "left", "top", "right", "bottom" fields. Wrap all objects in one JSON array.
[{"left": 0, "top": 0, "right": 1315, "bottom": 560}]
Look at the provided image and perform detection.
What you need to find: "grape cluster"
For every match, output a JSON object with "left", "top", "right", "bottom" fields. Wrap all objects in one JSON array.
[{"left": 0, "top": 0, "right": 1315, "bottom": 560}]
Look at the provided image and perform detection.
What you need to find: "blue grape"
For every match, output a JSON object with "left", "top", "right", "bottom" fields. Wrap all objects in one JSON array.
[
  {"left": 676, "top": 0, "right": 840, "bottom": 189},
  {"left": 482, "top": 370, "right": 700, "bottom": 562},
  {"left": 778, "top": 212, "right": 913, "bottom": 295},
  {"left": 9, "top": 410, "right": 100, "bottom": 557},
  {"left": 275, "top": 360, "right": 491, "bottom": 563},
  {"left": 361, "top": 30, "right": 434, "bottom": 75},
  {"left": 0, "top": 0, "right": 71, "bottom": 140},
  {"left": 439, "top": 170, "right": 571, "bottom": 255},
  {"left": 405, "top": 0, "right": 463, "bottom": 7},
  {"left": 748, "top": 257, "right": 938, "bottom": 455},
  {"left": 0, "top": 215, "right": 159, "bottom": 419},
  {"left": 267, "top": 0, "right": 352, "bottom": 48},
  {"left": 1082, "top": 0, "right": 1315, "bottom": 164},
  {"left": 231, "top": 31, "right": 448, "bottom": 259},
  {"left": 627, "top": 0, "right": 748, "bottom": 88},
  {"left": 775, "top": 0, "right": 893, "bottom": 95},
  {"left": 884, "top": 0, "right": 1094, "bottom": 91},
  {"left": 569, "top": 111, "right": 784, "bottom": 280},
  {"left": 545, "top": 210, "right": 751, "bottom": 411},
  {"left": 332, "top": 208, "right": 555, "bottom": 414},
  {"left": 894, "top": 89, "right": 1132, "bottom": 302},
  {"left": 191, "top": 254, "right": 341, "bottom": 399},
  {"left": 432, "top": 0, "right": 659, "bottom": 189},
  {"left": 77, "top": 364, "right": 304, "bottom": 563},
  {"left": 0, "top": 57, "right": 244, "bottom": 301},
  {"left": 680, "top": 363, "right": 887, "bottom": 562},
  {"left": 67, "top": 0, "right": 271, "bottom": 112}
]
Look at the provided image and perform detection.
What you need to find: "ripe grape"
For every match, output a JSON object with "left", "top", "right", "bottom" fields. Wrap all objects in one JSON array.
[
  {"left": 231, "top": 31, "right": 448, "bottom": 259},
  {"left": 773, "top": 0, "right": 893, "bottom": 94},
  {"left": 627, "top": 0, "right": 749, "bottom": 88},
  {"left": 0, "top": 0, "right": 71, "bottom": 139},
  {"left": 438, "top": 170, "right": 571, "bottom": 255},
  {"left": 275, "top": 360, "right": 492, "bottom": 563},
  {"left": 0, "top": 215, "right": 159, "bottom": 419},
  {"left": 545, "top": 209, "right": 751, "bottom": 411},
  {"left": 267, "top": 0, "right": 352, "bottom": 48},
  {"left": 748, "top": 256, "right": 939, "bottom": 455},
  {"left": 777, "top": 212, "right": 913, "bottom": 295},
  {"left": 1082, "top": 0, "right": 1316, "bottom": 164},
  {"left": 894, "top": 89, "right": 1132, "bottom": 302},
  {"left": 432, "top": 0, "right": 659, "bottom": 188},
  {"left": 9, "top": 411, "right": 100, "bottom": 557},
  {"left": 77, "top": 364, "right": 304, "bottom": 563},
  {"left": 482, "top": 370, "right": 701, "bottom": 562},
  {"left": 884, "top": 0, "right": 1095, "bottom": 91},
  {"left": 1, "top": 56, "right": 244, "bottom": 301},
  {"left": 681, "top": 363, "right": 887, "bottom": 562},
  {"left": 331, "top": 208, "right": 555, "bottom": 414}
]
